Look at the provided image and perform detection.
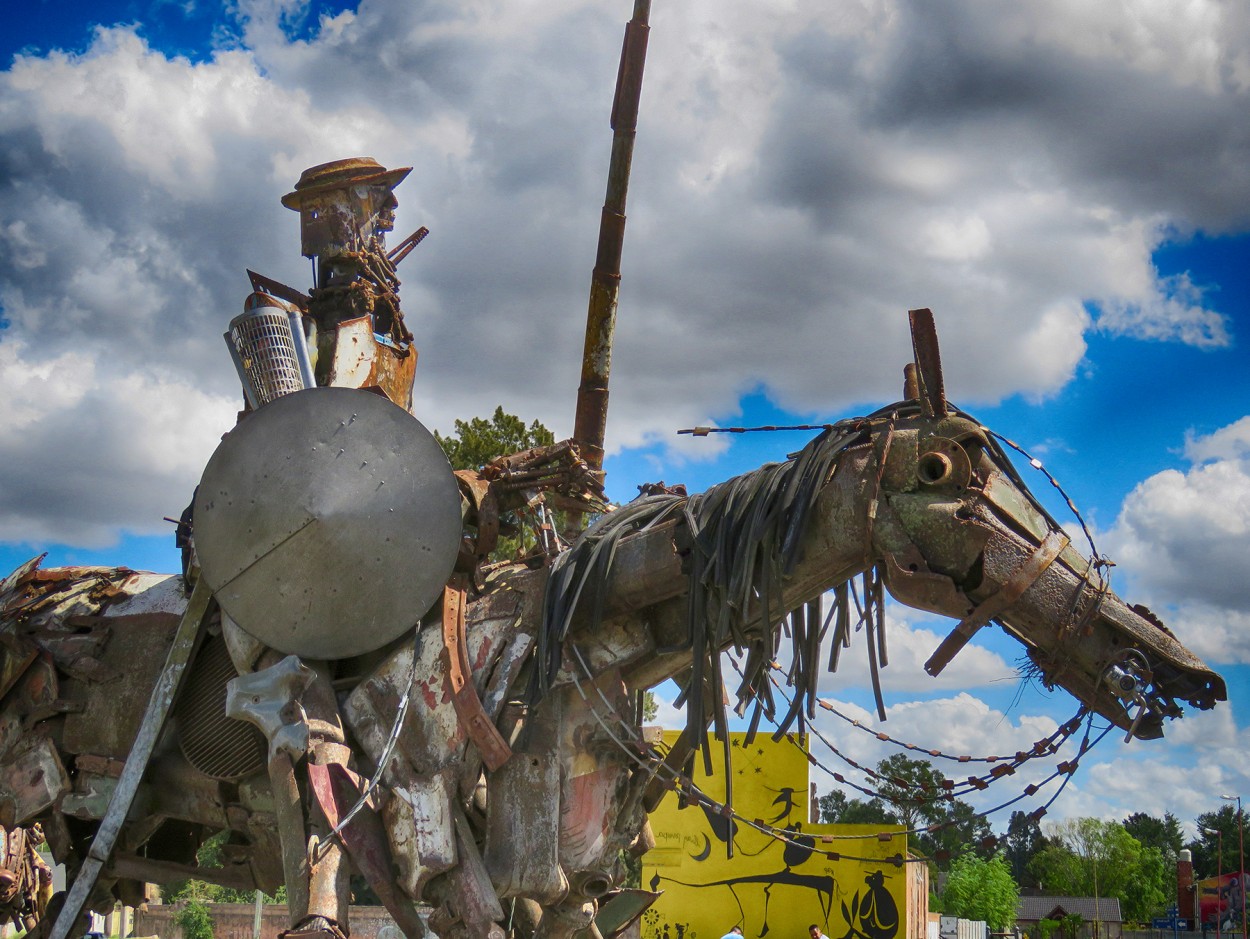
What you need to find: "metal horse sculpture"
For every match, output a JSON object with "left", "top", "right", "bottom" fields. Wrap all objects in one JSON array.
[
  {"left": 0, "top": 308, "right": 1227, "bottom": 939},
  {"left": 0, "top": 32, "right": 1229, "bottom": 925}
]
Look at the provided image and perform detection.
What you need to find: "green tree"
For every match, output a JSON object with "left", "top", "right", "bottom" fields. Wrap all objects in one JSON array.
[
  {"left": 1005, "top": 810, "right": 1048, "bottom": 888},
  {"left": 875, "top": 754, "right": 948, "bottom": 834},
  {"left": 938, "top": 852, "right": 1020, "bottom": 931},
  {"left": 817, "top": 789, "right": 898, "bottom": 825},
  {"left": 1123, "top": 812, "right": 1183, "bottom": 863},
  {"left": 872, "top": 755, "right": 990, "bottom": 868},
  {"left": 1191, "top": 804, "right": 1241, "bottom": 878},
  {"left": 436, "top": 406, "right": 566, "bottom": 559},
  {"left": 1029, "top": 819, "right": 1167, "bottom": 925},
  {"left": 928, "top": 798, "right": 995, "bottom": 865},
  {"left": 435, "top": 406, "right": 555, "bottom": 471}
]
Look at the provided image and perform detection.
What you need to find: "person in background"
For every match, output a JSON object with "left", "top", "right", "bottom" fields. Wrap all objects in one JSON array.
[
  {"left": 809, "top": 926, "right": 827, "bottom": 939},
  {"left": 719, "top": 927, "right": 744, "bottom": 939}
]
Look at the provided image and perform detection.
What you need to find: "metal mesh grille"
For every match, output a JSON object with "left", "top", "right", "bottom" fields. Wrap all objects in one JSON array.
[
  {"left": 175, "top": 633, "right": 267, "bottom": 781},
  {"left": 228, "top": 308, "right": 305, "bottom": 406}
]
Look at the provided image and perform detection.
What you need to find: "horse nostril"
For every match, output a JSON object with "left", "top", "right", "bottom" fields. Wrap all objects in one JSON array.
[{"left": 918, "top": 451, "right": 952, "bottom": 485}]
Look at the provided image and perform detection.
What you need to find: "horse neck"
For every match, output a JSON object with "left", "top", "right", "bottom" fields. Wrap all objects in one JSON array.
[{"left": 616, "top": 441, "right": 879, "bottom": 693}]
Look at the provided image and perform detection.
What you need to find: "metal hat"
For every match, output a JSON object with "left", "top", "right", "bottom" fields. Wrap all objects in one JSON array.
[{"left": 281, "top": 157, "right": 412, "bottom": 210}]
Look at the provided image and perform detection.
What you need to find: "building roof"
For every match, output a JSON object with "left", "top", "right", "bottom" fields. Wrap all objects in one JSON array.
[{"left": 1017, "top": 897, "right": 1123, "bottom": 924}]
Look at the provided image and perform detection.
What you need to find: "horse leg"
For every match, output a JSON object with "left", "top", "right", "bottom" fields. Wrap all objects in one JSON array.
[{"left": 227, "top": 656, "right": 351, "bottom": 939}]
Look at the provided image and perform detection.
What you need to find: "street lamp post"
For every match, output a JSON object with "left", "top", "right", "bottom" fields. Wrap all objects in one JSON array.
[
  {"left": 1205, "top": 827, "right": 1225, "bottom": 939},
  {"left": 1221, "top": 794, "right": 1247, "bottom": 939}
]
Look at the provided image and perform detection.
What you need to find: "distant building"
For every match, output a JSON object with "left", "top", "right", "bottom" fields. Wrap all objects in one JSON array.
[{"left": 1015, "top": 896, "right": 1123, "bottom": 939}]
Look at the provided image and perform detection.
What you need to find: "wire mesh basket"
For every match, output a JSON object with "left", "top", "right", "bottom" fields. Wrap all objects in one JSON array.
[{"left": 225, "top": 301, "right": 310, "bottom": 408}]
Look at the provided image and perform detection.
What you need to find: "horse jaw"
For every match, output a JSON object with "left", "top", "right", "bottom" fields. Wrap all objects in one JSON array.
[{"left": 871, "top": 412, "right": 1226, "bottom": 740}]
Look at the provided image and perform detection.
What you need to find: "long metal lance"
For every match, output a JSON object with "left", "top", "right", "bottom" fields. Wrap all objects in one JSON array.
[{"left": 571, "top": 0, "right": 652, "bottom": 491}]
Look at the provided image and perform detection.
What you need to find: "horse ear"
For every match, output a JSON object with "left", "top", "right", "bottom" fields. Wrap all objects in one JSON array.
[{"left": 908, "top": 308, "right": 948, "bottom": 417}]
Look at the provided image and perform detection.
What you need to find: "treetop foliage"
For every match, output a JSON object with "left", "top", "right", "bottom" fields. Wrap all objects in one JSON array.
[
  {"left": 939, "top": 852, "right": 1019, "bottom": 931},
  {"left": 435, "top": 405, "right": 555, "bottom": 472}
]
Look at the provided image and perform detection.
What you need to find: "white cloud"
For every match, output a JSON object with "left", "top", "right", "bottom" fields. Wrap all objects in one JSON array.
[
  {"left": 1103, "top": 417, "right": 1250, "bottom": 662},
  {"left": 1185, "top": 416, "right": 1250, "bottom": 463},
  {"left": 1, "top": 0, "right": 1247, "bottom": 551},
  {"left": 815, "top": 604, "right": 1018, "bottom": 695}
]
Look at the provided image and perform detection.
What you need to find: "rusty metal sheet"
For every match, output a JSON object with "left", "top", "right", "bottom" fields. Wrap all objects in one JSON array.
[
  {"left": 0, "top": 635, "right": 38, "bottom": 703},
  {"left": 0, "top": 734, "right": 69, "bottom": 827},
  {"left": 908, "top": 307, "right": 947, "bottom": 417},
  {"left": 0, "top": 654, "right": 60, "bottom": 757},
  {"left": 62, "top": 612, "right": 182, "bottom": 759},
  {"left": 924, "top": 529, "right": 1069, "bottom": 676},
  {"left": 483, "top": 719, "right": 567, "bottom": 904},
  {"left": 0, "top": 556, "right": 45, "bottom": 599},
  {"left": 426, "top": 807, "right": 504, "bottom": 938},
  {"left": 368, "top": 338, "right": 418, "bottom": 413},
  {"left": 323, "top": 317, "right": 418, "bottom": 411},
  {"left": 441, "top": 582, "right": 512, "bottom": 773},
  {"left": 194, "top": 386, "right": 460, "bottom": 660},
  {"left": 307, "top": 762, "right": 426, "bottom": 938},
  {"left": 381, "top": 767, "right": 457, "bottom": 902}
]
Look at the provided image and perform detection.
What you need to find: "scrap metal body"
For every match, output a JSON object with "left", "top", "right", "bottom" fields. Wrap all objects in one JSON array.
[
  {"left": 0, "top": 386, "right": 1226, "bottom": 938},
  {"left": 0, "top": 30, "right": 1227, "bottom": 935}
]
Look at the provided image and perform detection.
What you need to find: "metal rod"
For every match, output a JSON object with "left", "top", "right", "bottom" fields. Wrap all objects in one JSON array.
[{"left": 572, "top": 0, "right": 652, "bottom": 482}]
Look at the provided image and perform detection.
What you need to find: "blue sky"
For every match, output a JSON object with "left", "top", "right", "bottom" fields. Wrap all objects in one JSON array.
[{"left": 1, "top": 0, "right": 1247, "bottom": 839}]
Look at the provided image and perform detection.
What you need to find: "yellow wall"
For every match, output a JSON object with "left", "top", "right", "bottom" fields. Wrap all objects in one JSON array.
[{"left": 642, "top": 732, "right": 915, "bottom": 939}]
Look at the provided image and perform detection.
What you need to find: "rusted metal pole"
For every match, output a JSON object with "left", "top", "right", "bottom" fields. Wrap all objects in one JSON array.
[{"left": 572, "top": 0, "right": 651, "bottom": 481}]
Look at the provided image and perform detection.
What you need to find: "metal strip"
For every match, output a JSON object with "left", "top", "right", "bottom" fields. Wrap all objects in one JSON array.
[
  {"left": 307, "top": 763, "right": 427, "bottom": 939},
  {"left": 49, "top": 578, "right": 213, "bottom": 939},
  {"left": 908, "top": 308, "right": 947, "bottom": 418},
  {"left": 924, "top": 530, "right": 1070, "bottom": 676},
  {"left": 441, "top": 580, "right": 513, "bottom": 772}
]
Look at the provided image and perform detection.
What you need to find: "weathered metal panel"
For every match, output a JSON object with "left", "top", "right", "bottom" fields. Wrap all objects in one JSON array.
[
  {"left": 194, "top": 387, "right": 460, "bottom": 661},
  {"left": 343, "top": 600, "right": 520, "bottom": 781},
  {"left": 49, "top": 578, "right": 213, "bottom": 939},
  {"left": 0, "top": 734, "right": 69, "bottom": 827},
  {"left": 326, "top": 317, "right": 378, "bottom": 390},
  {"left": 556, "top": 672, "right": 634, "bottom": 877},
  {"left": 382, "top": 768, "right": 458, "bottom": 901},
  {"left": 483, "top": 729, "right": 567, "bottom": 903},
  {"left": 61, "top": 612, "right": 182, "bottom": 759},
  {"left": 104, "top": 574, "right": 188, "bottom": 617}
]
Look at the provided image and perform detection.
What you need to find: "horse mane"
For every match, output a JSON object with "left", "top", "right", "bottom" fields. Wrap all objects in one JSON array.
[{"left": 535, "top": 405, "right": 910, "bottom": 783}]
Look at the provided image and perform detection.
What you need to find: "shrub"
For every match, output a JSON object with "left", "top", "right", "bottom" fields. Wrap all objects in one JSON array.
[{"left": 174, "top": 899, "right": 214, "bottom": 939}]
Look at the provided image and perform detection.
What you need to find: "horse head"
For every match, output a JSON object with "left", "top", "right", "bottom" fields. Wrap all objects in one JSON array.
[
  {"left": 854, "top": 395, "right": 1224, "bottom": 739},
  {"left": 864, "top": 311, "right": 1225, "bottom": 738}
]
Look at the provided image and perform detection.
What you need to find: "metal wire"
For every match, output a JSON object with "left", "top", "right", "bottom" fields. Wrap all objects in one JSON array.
[{"left": 313, "top": 622, "right": 424, "bottom": 860}]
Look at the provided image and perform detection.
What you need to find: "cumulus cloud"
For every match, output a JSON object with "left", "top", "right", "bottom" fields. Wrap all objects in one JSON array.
[
  {"left": 803, "top": 692, "right": 1080, "bottom": 820},
  {"left": 1103, "top": 417, "right": 1250, "bottom": 662},
  {"left": 812, "top": 604, "right": 1018, "bottom": 696},
  {"left": 2, "top": 0, "right": 1247, "bottom": 547}
]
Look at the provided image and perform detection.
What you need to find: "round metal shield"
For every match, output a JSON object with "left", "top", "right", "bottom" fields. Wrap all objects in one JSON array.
[{"left": 194, "top": 387, "right": 461, "bottom": 660}]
